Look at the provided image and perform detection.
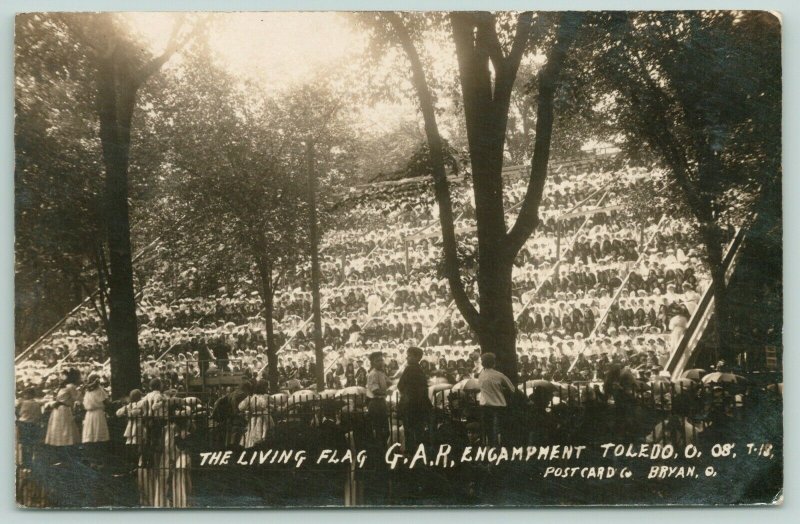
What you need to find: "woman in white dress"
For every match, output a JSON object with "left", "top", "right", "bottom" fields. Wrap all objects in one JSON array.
[
  {"left": 80, "top": 374, "right": 110, "bottom": 469},
  {"left": 239, "top": 380, "right": 273, "bottom": 448},
  {"left": 44, "top": 368, "right": 81, "bottom": 449},
  {"left": 116, "top": 389, "right": 144, "bottom": 470},
  {"left": 160, "top": 401, "right": 194, "bottom": 508},
  {"left": 81, "top": 374, "right": 110, "bottom": 444},
  {"left": 116, "top": 389, "right": 144, "bottom": 447}
]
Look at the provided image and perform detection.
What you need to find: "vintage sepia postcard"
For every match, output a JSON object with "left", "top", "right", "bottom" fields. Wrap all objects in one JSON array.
[{"left": 13, "top": 10, "right": 782, "bottom": 508}]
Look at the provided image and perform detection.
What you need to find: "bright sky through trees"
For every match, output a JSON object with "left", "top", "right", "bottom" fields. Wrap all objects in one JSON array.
[
  {"left": 127, "top": 12, "right": 363, "bottom": 87},
  {"left": 124, "top": 12, "right": 459, "bottom": 138}
]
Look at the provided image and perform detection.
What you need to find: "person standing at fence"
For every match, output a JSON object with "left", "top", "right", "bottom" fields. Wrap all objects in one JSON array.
[
  {"left": 238, "top": 380, "right": 272, "bottom": 448},
  {"left": 81, "top": 375, "right": 109, "bottom": 439},
  {"left": 398, "top": 346, "right": 431, "bottom": 454},
  {"left": 140, "top": 378, "right": 168, "bottom": 507},
  {"left": 116, "top": 389, "right": 144, "bottom": 470},
  {"left": 477, "top": 353, "right": 514, "bottom": 446},
  {"left": 16, "top": 387, "right": 42, "bottom": 469},
  {"left": 81, "top": 374, "right": 111, "bottom": 467},
  {"left": 142, "top": 379, "right": 168, "bottom": 461},
  {"left": 316, "top": 399, "right": 350, "bottom": 503},
  {"left": 44, "top": 368, "right": 82, "bottom": 453},
  {"left": 355, "top": 359, "right": 368, "bottom": 387},
  {"left": 603, "top": 363, "right": 637, "bottom": 438},
  {"left": 210, "top": 383, "right": 249, "bottom": 448},
  {"left": 366, "top": 351, "right": 390, "bottom": 455},
  {"left": 162, "top": 401, "right": 195, "bottom": 508}
]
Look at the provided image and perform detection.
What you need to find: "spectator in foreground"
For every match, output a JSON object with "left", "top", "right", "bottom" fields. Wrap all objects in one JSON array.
[
  {"left": 398, "top": 346, "right": 431, "bottom": 453},
  {"left": 604, "top": 363, "right": 638, "bottom": 438},
  {"left": 44, "top": 368, "right": 82, "bottom": 451},
  {"left": 116, "top": 389, "right": 144, "bottom": 469},
  {"left": 477, "top": 352, "right": 514, "bottom": 445},
  {"left": 82, "top": 374, "right": 110, "bottom": 442},
  {"left": 16, "top": 387, "right": 42, "bottom": 468},
  {"left": 81, "top": 374, "right": 111, "bottom": 467},
  {"left": 366, "top": 351, "right": 390, "bottom": 452}
]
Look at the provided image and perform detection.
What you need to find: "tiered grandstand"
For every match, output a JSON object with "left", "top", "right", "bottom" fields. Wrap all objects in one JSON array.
[{"left": 15, "top": 151, "right": 737, "bottom": 395}]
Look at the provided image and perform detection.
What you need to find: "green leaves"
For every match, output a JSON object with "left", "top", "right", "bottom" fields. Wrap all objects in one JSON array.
[{"left": 597, "top": 11, "right": 780, "bottom": 227}]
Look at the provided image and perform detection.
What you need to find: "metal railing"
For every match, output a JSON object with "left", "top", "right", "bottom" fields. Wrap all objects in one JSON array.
[{"left": 15, "top": 376, "right": 781, "bottom": 506}]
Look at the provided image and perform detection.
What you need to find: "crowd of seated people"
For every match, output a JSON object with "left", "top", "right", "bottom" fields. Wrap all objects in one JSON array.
[{"left": 16, "top": 159, "right": 720, "bottom": 403}]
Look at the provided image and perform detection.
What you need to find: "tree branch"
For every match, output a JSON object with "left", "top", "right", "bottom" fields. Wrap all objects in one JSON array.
[
  {"left": 491, "top": 11, "right": 534, "bottom": 125},
  {"left": 507, "top": 12, "right": 536, "bottom": 71},
  {"left": 56, "top": 13, "right": 106, "bottom": 56},
  {"left": 619, "top": 37, "right": 710, "bottom": 220},
  {"left": 506, "top": 12, "right": 582, "bottom": 257},
  {"left": 87, "top": 245, "right": 111, "bottom": 332},
  {"left": 451, "top": 12, "right": 494, "bottom": 123},
  {"left": 82, "top": 281, "right": 108, "bottom": 332},
  {"left": 134, "top": 15, "right": 204, "bottom": 86},
  {"left": 475, "top": 13, "right": 505, "bottom": 74}
]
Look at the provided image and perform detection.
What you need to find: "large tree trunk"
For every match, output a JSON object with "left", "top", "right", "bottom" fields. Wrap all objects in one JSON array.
[
  {"left": 307, "top": 142, "right": 325, "bottom": 389},
  {"left": 467, "top": 99, "right": 518, "bottom": 382},
  {"left": 78, "top": 14, "right": 190, "bottom": 397},
  {"left": 473, "top": 170, "right": 518, "bottom": 381},
  {"left": 97, "top": 46, "right": 141, "bottom": 399},
  {"left": 476, "top": 260, "right": 518, "bottom": 382}
]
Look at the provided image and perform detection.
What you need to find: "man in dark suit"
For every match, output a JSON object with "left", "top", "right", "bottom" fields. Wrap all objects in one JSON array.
[
  {"left": 398, "top": 346, "right": 431, "bottom": 454},
  {"left": 353, "top": 358, "right": 367, "bottom": 387},
  {"left": 213, "top": 337, "right": 230, "bottom": 371}
]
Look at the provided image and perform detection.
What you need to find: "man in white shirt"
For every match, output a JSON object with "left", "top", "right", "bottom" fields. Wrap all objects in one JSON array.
[{"left": 477, "top": 353, "right": 515, "bottom": 445}]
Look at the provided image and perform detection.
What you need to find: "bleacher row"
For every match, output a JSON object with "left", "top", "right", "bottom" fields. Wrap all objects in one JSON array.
[{"left": 16, "top": 155, "right": 712, "bottom": 394}]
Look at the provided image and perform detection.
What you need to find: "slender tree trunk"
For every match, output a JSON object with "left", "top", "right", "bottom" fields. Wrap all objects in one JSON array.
[
  {"left": 256, "top": 256, "right": 280, "bottom": 392},
  {"left": 384, "top": 12, "right": 481, "bottom": 333},
  {"left": 307, "top": 141, "right": 325, "bottom": 389},
  {"left": 97, "top": 48, "right": 141, "bottom": 399},
  {"left": 264, "top": 291, "right": 279, "bottom": 392}
]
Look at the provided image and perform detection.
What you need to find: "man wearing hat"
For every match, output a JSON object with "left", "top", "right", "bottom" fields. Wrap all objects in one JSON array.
[{"left": 354, "top": 358, "right": 367, "bottom": 387}]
